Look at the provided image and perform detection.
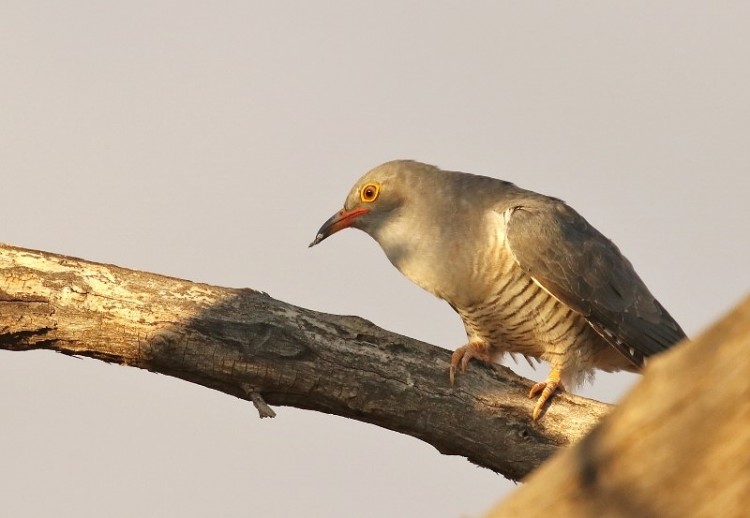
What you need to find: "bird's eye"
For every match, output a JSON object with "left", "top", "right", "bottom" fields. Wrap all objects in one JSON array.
[{"left": 360, "top": 183, "right": 380, "bottom": 203}]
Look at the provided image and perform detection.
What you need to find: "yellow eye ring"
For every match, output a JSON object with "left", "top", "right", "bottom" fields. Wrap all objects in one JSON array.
[{"left": 360, "top": 182, "right": 380, "bottom": 203}]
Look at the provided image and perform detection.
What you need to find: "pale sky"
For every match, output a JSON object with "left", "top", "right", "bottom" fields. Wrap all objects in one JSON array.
[{"left": 1, "top": 2, "right": 748, "bottom": 517}]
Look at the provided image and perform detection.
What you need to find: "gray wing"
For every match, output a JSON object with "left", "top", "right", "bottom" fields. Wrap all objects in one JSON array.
[{"left": 504, "top": 201, "right": 686, "bottom": 367}]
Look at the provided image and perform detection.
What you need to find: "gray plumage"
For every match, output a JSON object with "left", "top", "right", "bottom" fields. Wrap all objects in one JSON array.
[{"left": 310, "top": 160, "right": 686, "bottom": 419}]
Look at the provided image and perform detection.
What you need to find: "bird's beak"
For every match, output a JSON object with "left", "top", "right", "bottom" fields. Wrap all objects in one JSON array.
[{"left": 309, "top": 207, "right": 370, "bottom": 247}]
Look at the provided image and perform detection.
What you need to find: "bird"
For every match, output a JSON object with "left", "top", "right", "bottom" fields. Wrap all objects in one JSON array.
[{"left": 309, "top": 160, "right": 686, "bottom": 420}]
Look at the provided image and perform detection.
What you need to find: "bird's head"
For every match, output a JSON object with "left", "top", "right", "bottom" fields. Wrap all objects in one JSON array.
[{"left": 309, "top": 161, "right": 416, "bottom": 247}]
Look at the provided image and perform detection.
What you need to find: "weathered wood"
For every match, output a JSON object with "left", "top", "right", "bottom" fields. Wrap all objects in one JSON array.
[
  {"left": 487, "top": 295, "right": 750, "bottom": 517},
  {"left": 0, "top": 243, "right": 611, "bottom": 481}
]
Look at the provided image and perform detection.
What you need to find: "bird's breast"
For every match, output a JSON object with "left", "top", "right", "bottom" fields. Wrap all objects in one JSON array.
[{"left": 455, "top": 247, "right": 553, "bottom": 352}]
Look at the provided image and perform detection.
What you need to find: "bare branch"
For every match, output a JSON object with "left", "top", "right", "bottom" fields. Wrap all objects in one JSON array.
[{"left": 0, "top": 243, "right": 611, "bottom": 481}]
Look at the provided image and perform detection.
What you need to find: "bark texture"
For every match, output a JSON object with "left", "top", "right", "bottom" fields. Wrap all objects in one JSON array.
[
  {"left": 0, "top": 244, "right": 610, "bottom": 481},
  {"left": 487, "top": 295, "right": 750, "bottom": 517}
]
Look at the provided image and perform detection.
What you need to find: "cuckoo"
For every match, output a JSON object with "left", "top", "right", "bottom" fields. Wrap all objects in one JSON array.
[{"left": 309, "top": 160, "right": 686, "bottom": 420}]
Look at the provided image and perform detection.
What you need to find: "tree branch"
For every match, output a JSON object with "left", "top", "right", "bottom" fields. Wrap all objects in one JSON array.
[{"left": 0, "top": 243, "right": 611, "bottom": 481}]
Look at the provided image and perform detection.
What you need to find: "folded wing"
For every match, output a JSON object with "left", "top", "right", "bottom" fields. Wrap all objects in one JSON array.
[{"left": 504, "top": 202, "right": 686, "bottom": 367}]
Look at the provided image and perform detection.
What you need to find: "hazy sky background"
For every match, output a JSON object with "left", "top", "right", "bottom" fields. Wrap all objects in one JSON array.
[{"left": 1, "top": 2, "right": 748, "bottom": 517}]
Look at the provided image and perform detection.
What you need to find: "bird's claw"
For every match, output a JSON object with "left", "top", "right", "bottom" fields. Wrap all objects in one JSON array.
[
  {"left": 449, "top": 342, "right": 493, "bottom": 386},
  {"left": 528, "top": 376, "right": 565, "bottom": 421}
]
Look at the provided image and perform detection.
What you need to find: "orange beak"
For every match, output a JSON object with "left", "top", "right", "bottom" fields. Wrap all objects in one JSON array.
[{"left": 309, "top": 207, "right": 370, "bottom": 247}]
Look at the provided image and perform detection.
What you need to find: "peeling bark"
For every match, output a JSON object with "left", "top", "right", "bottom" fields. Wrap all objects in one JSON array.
[{"left": 0, "top": 244, "right": 611, "bottom": 481}]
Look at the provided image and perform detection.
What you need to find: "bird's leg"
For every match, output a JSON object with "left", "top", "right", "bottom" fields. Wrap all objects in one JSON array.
[
  {"left": 528, "top": 367, "right": 565, "bottom": 421},
  {"left": 449, "top": 342, "right": 494, "bottom": 385}
]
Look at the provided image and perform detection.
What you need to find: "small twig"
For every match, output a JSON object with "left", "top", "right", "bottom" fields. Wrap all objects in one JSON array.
[{"left": 243, "top": 385, "right": 277, "bottom": 419}]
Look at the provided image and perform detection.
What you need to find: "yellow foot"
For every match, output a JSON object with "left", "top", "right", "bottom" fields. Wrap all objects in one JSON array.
[
  {"left": 449, "top": 342, "right": 494, "bottom": 385},
  {"left": 528, "top": 368, "right": 565, "bottom": 421}
]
